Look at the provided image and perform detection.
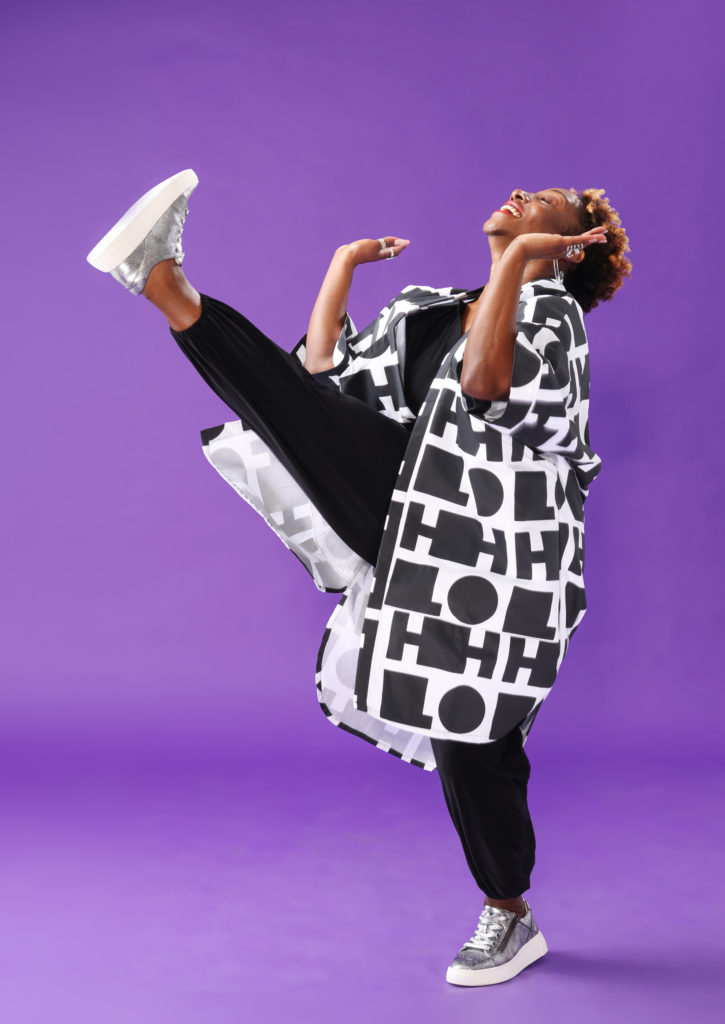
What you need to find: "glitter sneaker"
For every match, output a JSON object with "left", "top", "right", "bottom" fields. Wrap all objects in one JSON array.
[
  {"left": 86, "top": 168, "right": 199, "bottom": 295},
  {"left": 445, "top": 900, "right": 548, "bottom": 986}
]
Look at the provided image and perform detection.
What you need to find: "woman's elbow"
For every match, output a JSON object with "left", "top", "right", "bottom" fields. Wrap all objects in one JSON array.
[
  {"left": 459, "top": 375, "right": 510, "bottom": 402},
  {"left": 304, "top": 356, "right": 335, "bottom": 374}
]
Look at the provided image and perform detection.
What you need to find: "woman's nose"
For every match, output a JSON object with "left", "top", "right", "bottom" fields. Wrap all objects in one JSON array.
[{"left": 511, "top": 189, "right": 530, "bottom": 204}]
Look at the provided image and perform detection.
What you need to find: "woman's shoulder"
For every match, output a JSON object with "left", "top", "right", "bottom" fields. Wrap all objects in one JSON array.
[
  {"left": 387, "top": 283, "right": 474, "bottom": 313},
  {"left": 519, "top": 278, "right": 585, "bottom": 323},
  {"left": 395, "top": 283, "right": 463, "bottom": 300},
  {"left": 392, "top": 279, "right": 583, "bottom": 323}
]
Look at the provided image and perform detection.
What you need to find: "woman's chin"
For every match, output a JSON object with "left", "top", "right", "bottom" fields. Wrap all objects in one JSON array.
[
  {"left": 483, "top": 219, "right": 511, "bottom": 237},
  {"left": 484, "top": 208, "right": 513, "bottom": 233}
]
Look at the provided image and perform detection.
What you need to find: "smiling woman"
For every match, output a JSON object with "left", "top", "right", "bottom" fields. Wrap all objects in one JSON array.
[
  {"left": 86, "top": 169, "right": 631, "bottom": 989},
  {"left": 486, "top": 186, "right": 630, "bottom": 310},
  {"left": 460, "top": 185, "right": 631, "bottom": 401}
]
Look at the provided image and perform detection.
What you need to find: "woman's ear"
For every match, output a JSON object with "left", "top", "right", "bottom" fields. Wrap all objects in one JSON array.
[{"left": 565, "top": 248, "right": 587, "bottom": 267}]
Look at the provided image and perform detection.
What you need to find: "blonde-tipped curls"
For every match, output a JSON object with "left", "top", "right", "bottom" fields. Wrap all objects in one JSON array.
[{"left": 564, "top": 188, "right": 632, "bottom": 313}]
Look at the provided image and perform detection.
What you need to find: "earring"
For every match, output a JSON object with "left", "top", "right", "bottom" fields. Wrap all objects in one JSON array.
[{"left": 552, "top": 258, "right": 563, "bottom": 285}]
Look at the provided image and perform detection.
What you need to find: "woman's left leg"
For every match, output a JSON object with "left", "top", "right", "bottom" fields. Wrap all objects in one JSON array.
[{"left": 430, "top": 728, "right": 535, "bottom": 912}]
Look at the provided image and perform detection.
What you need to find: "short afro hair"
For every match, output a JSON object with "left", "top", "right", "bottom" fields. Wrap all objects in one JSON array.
[{"left": 563, "top": 188, "right": 632, "bottom": 314}]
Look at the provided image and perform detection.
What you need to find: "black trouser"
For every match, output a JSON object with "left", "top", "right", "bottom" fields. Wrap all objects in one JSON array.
[{"left": 170, "top": 293, "right": 536, "bottom": 898}]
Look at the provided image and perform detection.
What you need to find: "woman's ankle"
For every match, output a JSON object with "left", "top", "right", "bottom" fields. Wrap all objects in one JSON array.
[
  {"left": 142, "top": 261, "right": 202, "bottom": 329},
  {"left": 484, "top": 895, "right": 527, "bottom": 917},
  {"left": 142, "top": 258, "right": 181, "bottom": 297}
]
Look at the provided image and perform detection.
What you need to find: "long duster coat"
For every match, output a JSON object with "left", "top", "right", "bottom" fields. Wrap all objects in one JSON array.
[{"left": 199, "top": 277, "right": 603, "bottom": 771}]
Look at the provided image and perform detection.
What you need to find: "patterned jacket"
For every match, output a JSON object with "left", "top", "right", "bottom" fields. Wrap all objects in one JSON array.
[{"left": 200, "top": 277, "right": 602, "bottom": 771}]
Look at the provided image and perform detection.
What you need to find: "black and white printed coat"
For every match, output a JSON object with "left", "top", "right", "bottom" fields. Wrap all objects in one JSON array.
[{"left": 200, "top": 277, "right": 603, "bottom": 771}]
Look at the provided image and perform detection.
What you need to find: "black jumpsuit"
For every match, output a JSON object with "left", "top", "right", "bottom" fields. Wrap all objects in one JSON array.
[{"left": 170, "top": 291, "right": 536, "bottom": 900}]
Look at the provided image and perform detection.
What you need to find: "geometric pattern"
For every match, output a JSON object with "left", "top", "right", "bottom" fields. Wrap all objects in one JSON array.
[{"left": 201, "top": 277, "right": 602, "bottom": 771}]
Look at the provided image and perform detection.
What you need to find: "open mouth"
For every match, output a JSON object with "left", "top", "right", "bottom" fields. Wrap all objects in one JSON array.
[{"left": 498, "top": 201, "right": 523, "bottom": 218}]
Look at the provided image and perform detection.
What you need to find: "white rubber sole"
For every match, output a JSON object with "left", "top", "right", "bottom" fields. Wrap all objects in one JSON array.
[
  {"left": 86, "top": 168, "right": 198, "bottom": 272},
  {"left": 445, "top": 930, "right": 548, "bottom": 987}
]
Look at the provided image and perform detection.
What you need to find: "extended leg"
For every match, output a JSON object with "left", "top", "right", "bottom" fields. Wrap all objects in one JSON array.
[
  {"left": 162, "top": 285, "right": 411, "bottom": 567},
  {"left": 87, "top": 171, "right": 409, "bottom": 564}
]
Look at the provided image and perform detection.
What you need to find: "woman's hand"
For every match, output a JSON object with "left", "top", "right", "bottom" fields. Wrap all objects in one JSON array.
[
  {"left": 511, "top": 225, "right": 608, "bottom": 264},
  {"left": 340, "top": 237, "right": 411, "bottom": 266}
]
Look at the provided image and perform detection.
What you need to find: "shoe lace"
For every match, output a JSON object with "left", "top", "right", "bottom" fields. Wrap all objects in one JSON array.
[{"left": 464, "top": 905, "right": 510, "bottom": 953}]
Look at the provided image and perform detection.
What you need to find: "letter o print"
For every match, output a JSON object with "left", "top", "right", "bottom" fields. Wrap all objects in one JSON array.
[
  {"left": 438, "top": 685, "right": 486, "bottom": 733},
  {"left": 447, "top": 574, "right": 498, "bottom": 625}
]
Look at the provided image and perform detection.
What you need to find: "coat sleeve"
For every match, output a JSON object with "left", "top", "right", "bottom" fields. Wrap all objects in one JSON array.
[
  {"left": 458, "top": 291, "right": 590, "bottom": 460},
  {"left": 290, "top": 311, "right": 359, "bottom": 383},
  {"left": 290, "top": 287, "right": 411, "bottom": 386}
]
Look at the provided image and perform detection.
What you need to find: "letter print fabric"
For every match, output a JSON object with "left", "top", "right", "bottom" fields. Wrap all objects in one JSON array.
[{"left": 200, "top": 279, "right": 602, "bottom": 771}]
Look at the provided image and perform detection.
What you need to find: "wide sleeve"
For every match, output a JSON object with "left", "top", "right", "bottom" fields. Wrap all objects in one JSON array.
[
  {"left": 290, "top": 285, "right": 415, "bottom": 388},
  {"left": 290, "top": 310, "right": 359, "bottom": 384},
  {"left": 458, "top": 291, "right": 590, "bottom": 461}
]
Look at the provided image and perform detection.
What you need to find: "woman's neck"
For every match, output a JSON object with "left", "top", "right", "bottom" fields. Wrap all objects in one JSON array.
[{"left": 487, "top": 239, "right": 555, "bottom": 286}]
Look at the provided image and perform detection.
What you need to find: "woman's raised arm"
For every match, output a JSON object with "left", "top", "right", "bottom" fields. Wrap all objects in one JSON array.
[
  {"left": 304, "top": 246, "right": 357, "bottom": 374},
  {"left": 304, "top": 236, "right": 410, "bottom": 374},
  {"left": 460, "top": 228, "right": 606, "bottom": 400}
]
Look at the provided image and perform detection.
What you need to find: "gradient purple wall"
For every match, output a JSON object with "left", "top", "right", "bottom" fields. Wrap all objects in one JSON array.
[{"left": 2, "top": 1, "right": 722, "bottom": 1021}]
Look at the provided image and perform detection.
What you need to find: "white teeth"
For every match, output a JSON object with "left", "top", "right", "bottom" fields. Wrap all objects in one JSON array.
[{"left": 501, "top": 203, "right": 522, "bottom": 217}]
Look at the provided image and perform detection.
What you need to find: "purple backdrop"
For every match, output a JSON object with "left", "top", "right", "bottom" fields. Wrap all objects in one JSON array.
[{"left": 2, "top": 0, "right": 722, "bottom": 1020}]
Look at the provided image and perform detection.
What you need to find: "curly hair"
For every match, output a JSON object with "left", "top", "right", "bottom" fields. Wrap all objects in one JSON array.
[{"left": 563, "top": 188, "right": 632, "bottom": 314}]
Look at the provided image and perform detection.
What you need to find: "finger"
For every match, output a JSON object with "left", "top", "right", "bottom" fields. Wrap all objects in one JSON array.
[
  {"left": 586, "top": 229, "right": 608, "bottom": 245},
  {"left": 378, "top": 237, "right": 411, "bottom": 259},
  {"left": 569, "top": 226, "right": 608, "bottom": 243},
  {"left": 585, "top": 228, "right": 608, "bottom": 242}
]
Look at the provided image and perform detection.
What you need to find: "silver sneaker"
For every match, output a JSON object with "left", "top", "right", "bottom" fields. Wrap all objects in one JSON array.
[
  {"left": 86, "top": 168, "right": 199, "bottom": 295},
  {"left": 445, "top": 900, "right": 548, "bottom": 986}
]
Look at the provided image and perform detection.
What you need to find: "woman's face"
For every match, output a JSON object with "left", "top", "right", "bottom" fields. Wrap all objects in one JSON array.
[{"left": 483, "top": 187, "right": 582, "bottom": 238}]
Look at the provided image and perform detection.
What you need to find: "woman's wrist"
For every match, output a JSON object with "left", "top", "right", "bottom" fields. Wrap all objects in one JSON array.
[
  {"left": 334, "top": 243, "right": 359, "bottom": 269},
  {"left": 500, "top": 237, "right": 530, "bottom": 267}
]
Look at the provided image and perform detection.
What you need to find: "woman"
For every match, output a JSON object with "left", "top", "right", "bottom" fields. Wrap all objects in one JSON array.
[{"left": 86, "top": 171, "right": 631, "bottom": 987}]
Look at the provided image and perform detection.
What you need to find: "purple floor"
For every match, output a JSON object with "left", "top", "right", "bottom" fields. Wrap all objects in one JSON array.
[{"left": 2, "top": 737, "right": 721, "bottom": 1022}]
